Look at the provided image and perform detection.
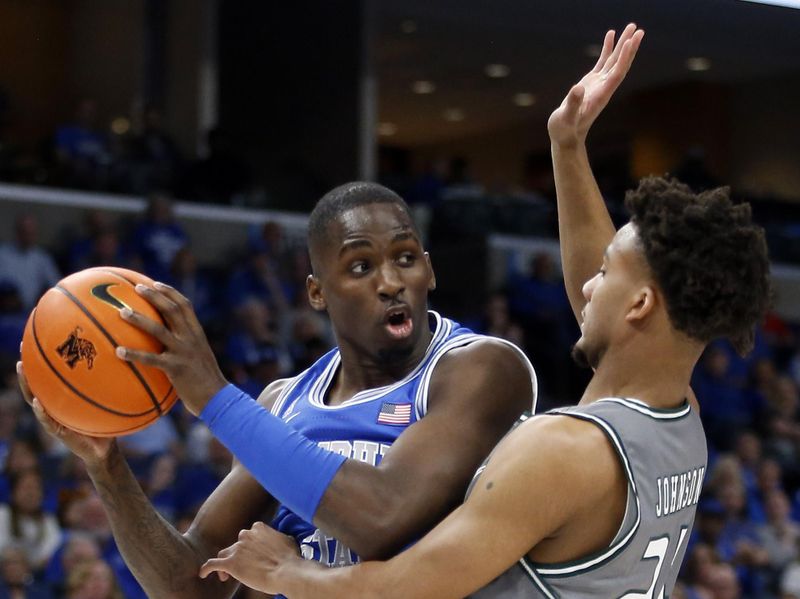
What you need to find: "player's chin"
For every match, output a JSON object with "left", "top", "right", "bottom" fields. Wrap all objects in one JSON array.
[
  {"left": 376, "top": 341, "right": 415, "bottom": 364},
  {"left": 570, "top": 337, "right": 593, "bottom": 370}
]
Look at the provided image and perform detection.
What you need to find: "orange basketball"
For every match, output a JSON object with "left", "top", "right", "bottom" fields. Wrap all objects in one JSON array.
[{"left": 21, "top": 267, "right": 177, "bottom": 437}]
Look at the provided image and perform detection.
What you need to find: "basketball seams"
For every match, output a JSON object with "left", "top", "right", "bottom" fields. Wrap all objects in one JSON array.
[{"left": 54, "top": 284, "right": 164, "bottom": 416}]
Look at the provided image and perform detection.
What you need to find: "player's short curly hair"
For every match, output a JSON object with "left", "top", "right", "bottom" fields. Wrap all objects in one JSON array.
[
  {"left": 626, "top": 176, "right": 771, "bottom": 355},
  {"left": 308, "top": 182, "right": 414, "bottom": 242},
  {"left": 307, "top": 182, "right": 417, "bottom": 271}
]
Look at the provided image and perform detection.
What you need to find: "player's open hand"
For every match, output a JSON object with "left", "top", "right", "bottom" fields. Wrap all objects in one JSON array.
[
  {"left": 199, "top": 521, "right": 304, "bottom": 594},
  {"left": 548, "top": 23, "right": 644, "bottom": 149},
  {"left": 116, "top": 282, "right": 227, "bottom": 416},
  {"left": 16, "top": 360, "right": 115, "bottom": 465}
]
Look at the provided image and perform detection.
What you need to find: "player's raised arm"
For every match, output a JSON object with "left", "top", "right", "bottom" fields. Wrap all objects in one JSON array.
[
  {"left": 18, "top": 361, "right": 281, "bottom": 599},
  {"left": 548, "top": 24, "right": 643, "bottom": 323}
]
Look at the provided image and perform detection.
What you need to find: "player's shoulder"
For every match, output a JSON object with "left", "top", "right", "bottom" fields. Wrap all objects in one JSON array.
[
  {"left": 433, "top": 336, "right": 531, "bottom": 388},
  {"left": 437, "top": 335, "right": 529, "bottom": 376},
  {"left": 428, "top": 336, "right": 534, "bottom": 411},
  {"left": 254, "top": 377, "right": 294, "bottom": 412},
  {"left": 496, "top": 415, "right": 621, "bottom": 486}
]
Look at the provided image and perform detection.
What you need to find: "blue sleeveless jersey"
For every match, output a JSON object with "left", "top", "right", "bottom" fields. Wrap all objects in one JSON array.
[{"left": 269, "top": 310, "right": 537, "bottom": 567}]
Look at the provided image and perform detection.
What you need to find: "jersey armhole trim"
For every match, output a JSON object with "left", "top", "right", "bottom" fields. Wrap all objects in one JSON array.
[
  {"left": 528, "top": 412, "right": 641, "bottom": 578},
  {"left": 414, "top": 335, "right": 538, "bottom": 420},
  {"left": 271, "top": 375, "right": 303, "bottom": 417},
  {"left": 518, "top": 559, "right": 560, "bottom": 598}
]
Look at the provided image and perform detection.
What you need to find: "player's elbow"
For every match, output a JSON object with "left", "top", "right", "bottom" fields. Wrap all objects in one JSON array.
[{"left": 343, "top": 505, "right": 412, "bottom": 560}]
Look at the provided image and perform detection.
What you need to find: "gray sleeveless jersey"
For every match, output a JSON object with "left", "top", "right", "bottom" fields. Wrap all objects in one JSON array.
[{"left": 468, "top": 397, "right": 707, "bottom": 599}]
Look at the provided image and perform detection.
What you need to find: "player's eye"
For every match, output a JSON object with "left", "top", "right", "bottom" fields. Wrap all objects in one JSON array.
[
  {"left": 350, "top": 261, "right": 370, "bottom": 275},
  {"left": 397, "top": 253, "right": 416, "bottom": 266}
]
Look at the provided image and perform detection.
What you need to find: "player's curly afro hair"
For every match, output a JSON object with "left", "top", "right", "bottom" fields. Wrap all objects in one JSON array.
[{"left": 626, "top": 176, "right": 771, "bottom": 355}]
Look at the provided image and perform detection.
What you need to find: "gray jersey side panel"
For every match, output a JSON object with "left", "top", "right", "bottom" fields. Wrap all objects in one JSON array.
[{"left": 467, "top": 398, "right": 707, "bottom": 598}]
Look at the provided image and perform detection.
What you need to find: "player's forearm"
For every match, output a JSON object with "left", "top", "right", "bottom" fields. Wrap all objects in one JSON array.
[
  {"left": 86, "top": 446, "right": 235, "bottom": 599},
  {"left": 312, "top": 460, "right": 416, "bottom": 559},
  {"left": 279, "top": 560, "right": 390, "bottom": 599},
  {"left": 551, "top": 142, "right": 616, "bottom": 319}
]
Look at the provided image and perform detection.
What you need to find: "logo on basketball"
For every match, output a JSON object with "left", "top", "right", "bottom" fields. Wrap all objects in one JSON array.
[
  {"left": 91, "top": 283, "right": 128, "bottom": 310},
  {"left": 56, "top": 327, "right": 97, "bottom": 370}
]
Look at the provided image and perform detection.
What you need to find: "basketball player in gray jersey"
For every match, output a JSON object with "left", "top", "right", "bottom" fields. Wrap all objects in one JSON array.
[{"left": 197, "top": 24, "right": 771, "bottom": 598}]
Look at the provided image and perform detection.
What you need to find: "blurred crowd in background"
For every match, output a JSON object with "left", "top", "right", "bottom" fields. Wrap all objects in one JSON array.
[{"left": 1, "top": 111, "right": 800, "bottom": 599}]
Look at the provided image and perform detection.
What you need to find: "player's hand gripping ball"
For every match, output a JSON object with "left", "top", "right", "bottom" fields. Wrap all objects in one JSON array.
[{"left": 21, "top": 267, "right": 177, "bottom": 437}]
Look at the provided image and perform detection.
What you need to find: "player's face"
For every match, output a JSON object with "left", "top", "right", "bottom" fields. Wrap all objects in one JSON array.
[
  {"left": 309, "top": 203, "right": 435, "bottom": 364},
  {"left": 573, "top": 223, "right": 649, "bottom": 369}
]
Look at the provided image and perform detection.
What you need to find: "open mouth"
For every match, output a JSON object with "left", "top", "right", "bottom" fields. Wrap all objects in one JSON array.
[{"left": 384, "top": 308, "right": 414, "bottom": 340}]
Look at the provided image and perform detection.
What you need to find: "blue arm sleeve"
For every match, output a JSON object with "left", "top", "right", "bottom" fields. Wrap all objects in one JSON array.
[{"left": 200, "top": 384, "right": 346, "bottom": 523}]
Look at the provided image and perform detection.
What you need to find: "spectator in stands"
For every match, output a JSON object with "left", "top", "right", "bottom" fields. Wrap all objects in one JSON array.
[
  {"left": 715, "top": 481, "right": 769, "bottom": 595},
  {"left": 165, "top": 247, "right": 218, "bottom": 325},
  {"left": 507, "top": 251, "right": 572, "bottom": 402},
  {"left": 706, "top": 563, "right": 742, "bottom": 599},
  {"left": 0, "top": 438, "right": 42, "bottom": 505},
  {"left": 44, "top": 531, "right": 101, "bottom": 594},
  {"left": 763, "top": 376, "right": 800, "bottom": 476},
  {"left": 758, "top": 489, "right": 800, "bottom": 588},
  {"left": 285, "top": 308, "right": 332, "bottom": 372},
  {"left": 126, "top": 105, "right": 182, "bottom": 195},
  {"left": 735, "top": 431, "right": 763, "bottom": 497},
  {"left": 0, "top": 395, "right": 20, "bottom": 474},
  {"left": 173, "top": 429, "right": 231, "bottom": 519},
  {"left": 0, "top": 470, "right": 61, "bottom": 572},
  {"left": 750, "top": 458, "right": 785, "bottom": 524},
  {"left": 0, "top": 283, "right": 25, "bottom": 362},
  {"left": 224, "top": 298, "right": 290, "bottom": 382},
  {"left": 54, "top": 99, "right": 111, "bottom": 190},
  {"left": 66, "top": 210, "right": 129, "bottom": 272},
  {"left": 116, "top": 412, "right": 180, "bottom": 479},
  {"left": 0, "top": 544, "right": 53, "bottom": 599},
  {"left": 236, "top": 344, "right": 283, "bottom": 399},
  {"left": 693, "top": 346, "right": 762, "bottom": 450},
  {"left": 225, "top": 246, "right": 292, "bottom": 314},
  {"left": 64, "top": 559, "right": 123, "bottom": 599},
  {"left": 468, "top": 291, "right": 525, "bottom": 348},
  {"left": 0, "top": 214, "right": 60, "bottom": 310},
  {"left": 681, "top": 542, "right": 719, "bottom": 599},
  {"left": 130, "top": 193, "right": 188, "bottom": 281},
  {"left": 60, "top": 494, "right": 145, "bottom": 599},
  {"left": 145, "top": 453, "right": 180, "bottom": 525}
]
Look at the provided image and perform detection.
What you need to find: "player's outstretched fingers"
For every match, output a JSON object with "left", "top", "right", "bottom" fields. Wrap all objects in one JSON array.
[
  {"left": 119, "top": 308, "right": 173, "bottom": 346},
  {"left": 153, "top": 281, "right": 205, "bottom": 330},
  {"left": 591, "top": 29, "right": 615, "bottom": 73},
  {"left": 603, "top": 22, "right": 637, "bottom": 73},
  {"left": 133, "top": 283, "right": 190, "bottom": 331}
]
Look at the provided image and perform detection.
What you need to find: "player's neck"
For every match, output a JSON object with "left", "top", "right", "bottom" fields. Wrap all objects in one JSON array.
[
  {"left": 329, "top": 328, "right": 433, "bottom": 404},
  {"left": 581, "top": 337, "right": 699, "bottom": 409}
]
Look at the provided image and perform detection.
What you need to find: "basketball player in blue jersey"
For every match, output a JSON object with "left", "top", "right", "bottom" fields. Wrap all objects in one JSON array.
[
  {"left": 17, "top": 181, "right": 536, "bottom": 597},
  {"left": 197, "top": 24, "right": 772, "bottom": 598}
]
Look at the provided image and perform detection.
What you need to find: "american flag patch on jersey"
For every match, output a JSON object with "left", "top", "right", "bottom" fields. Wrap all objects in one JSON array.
[{"left": 377, "top": 402, "right": 412, "bottom": 425}]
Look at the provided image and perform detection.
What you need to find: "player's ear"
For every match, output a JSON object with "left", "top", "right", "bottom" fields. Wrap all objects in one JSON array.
[
  {"left": 626, "top": 285, "right": 655, "bottom": 323},
  {"left": 307, "top": 275, "right": 326, "bottom": 311},
  {"left": 424, "top": 252, "right": 436, "bottom": 291}
]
